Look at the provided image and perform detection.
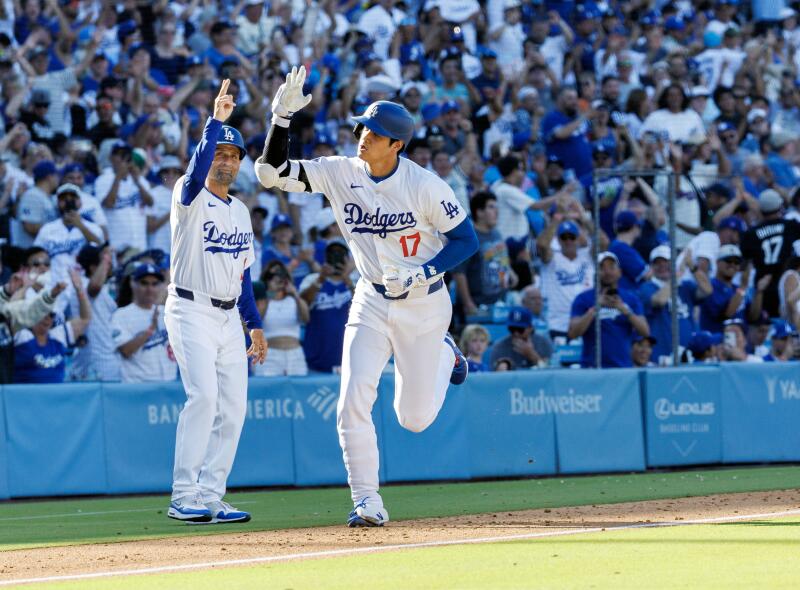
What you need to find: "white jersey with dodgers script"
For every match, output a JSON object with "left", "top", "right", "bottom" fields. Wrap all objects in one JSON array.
[
  {"left": 301, "top": 157, "right": 467, "bottom": 283},
  {"left": 169, "top": 176, "right": 255, "bottom": 300}
]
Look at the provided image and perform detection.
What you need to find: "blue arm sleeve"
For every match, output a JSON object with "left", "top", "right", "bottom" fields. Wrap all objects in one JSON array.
[
  {"left": 423, "top": 217, "right": 480, "bottom": 279},
  {"left": 180, "top": 117, "right": 222, "bottom": 206},
  {"left": 237, "top": 268, "right": 263, "bottom": 330}
]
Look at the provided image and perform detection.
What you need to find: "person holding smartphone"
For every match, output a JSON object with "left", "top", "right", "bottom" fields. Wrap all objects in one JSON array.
[
  {"left": 299, "top": 240, "right": 356, "bottom": 373},
  {"left": 255, "top": 260, "right": 310, "bottom": 376}
]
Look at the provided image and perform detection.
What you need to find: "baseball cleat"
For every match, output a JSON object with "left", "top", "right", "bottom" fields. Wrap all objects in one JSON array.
[
  {"left": 347, "top": 497, "right": 389, "bottom": 527},
  {"left": 444, "top": 332, "right": 468, "bottom": 385},
  {"left": 167, "top": 495, "right": 213, "bottom": 523},
  {"left": 203, "top": 500, "right": 251, "bottom": 524}
]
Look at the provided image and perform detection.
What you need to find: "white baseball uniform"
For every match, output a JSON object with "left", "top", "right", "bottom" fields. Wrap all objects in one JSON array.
[
  {"left": 297, "top": 155, "right": 467, "bottom": 502},
  {"left": 166, "top": 119, "right": 258, "bottom": 504},
  {"left": 111, "top": 303, "right": 176, "bottom": 383}
]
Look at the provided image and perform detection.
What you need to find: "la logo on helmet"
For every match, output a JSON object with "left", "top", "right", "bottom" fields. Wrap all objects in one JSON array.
[
  {"left": 366, "top": 104, "right": 380, "bottom": 117},
  {"left": 224, "top": 128, "right": 234, "bottom": 141}
]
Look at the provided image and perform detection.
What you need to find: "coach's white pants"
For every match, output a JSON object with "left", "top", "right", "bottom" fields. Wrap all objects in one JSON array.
[
  {"left": 165, "top": 294, "right": 248, "bottom": 503},
  {"left": 337, "top": 279, "right": 455, "bottom": 503}
]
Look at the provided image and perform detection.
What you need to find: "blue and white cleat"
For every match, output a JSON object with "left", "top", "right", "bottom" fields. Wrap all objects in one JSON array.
[
  {"left": 347, "top": 497, "right": 389, "bottom": 527},
  {"left": 204, "top": 500, "right": 251, "bottom": 524},
  {"left": 444, "top": 332, "right": 468, "bottom": 385},
  {"left": 167, "top": 495, "right": 212, "bottom": 523}
]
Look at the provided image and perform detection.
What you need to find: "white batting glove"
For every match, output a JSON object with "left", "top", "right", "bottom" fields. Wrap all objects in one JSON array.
[
  {"left": 382, "top": 265, "right": 427, "bottom": 297},
  {"left": 271, "top": 65, "right": 312, "bottom": 124}
]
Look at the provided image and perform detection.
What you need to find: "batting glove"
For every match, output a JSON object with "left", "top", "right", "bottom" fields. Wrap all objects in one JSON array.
[
  {"left": 382, "top": 265, "right": 427, "bottom": 297},
  {"left": 271, "top": 65, "right": 312, "bottom": 125}
]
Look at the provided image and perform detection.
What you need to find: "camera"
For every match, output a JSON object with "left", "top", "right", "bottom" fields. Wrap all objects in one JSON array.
[
  {"left": 605, "top": 288, "right": 618, "bottom": 296},
  {"left": 62, "top": 196, "right": 78, "bottom": 213}
]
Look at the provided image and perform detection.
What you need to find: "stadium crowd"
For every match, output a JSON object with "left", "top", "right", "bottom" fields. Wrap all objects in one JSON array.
[{"left": 0, "top": 0, "right": 798, "bottom": 382}]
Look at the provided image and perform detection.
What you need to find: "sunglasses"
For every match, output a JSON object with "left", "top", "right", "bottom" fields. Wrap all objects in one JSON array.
[
  {"left": 29, "top": 259, "right": 50, "bottom": 267},
  {"left": 137, "top": 280, "right": 161, "bottom": 287},
  {"left": 721, "top": 257, "right": 742, "bottom": 265},
  {"left": 559, "top": 234, "right": 577, "bottom": 241}
]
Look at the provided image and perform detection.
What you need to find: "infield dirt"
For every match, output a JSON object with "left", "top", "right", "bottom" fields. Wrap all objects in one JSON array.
[{"left": 1, "top": 489, "right": 799, "bottom": 582}]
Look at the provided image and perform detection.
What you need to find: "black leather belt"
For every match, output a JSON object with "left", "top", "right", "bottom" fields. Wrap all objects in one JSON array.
[
  {"left": 175, "top": 287, "right": 236, "bottom": 310},
  {"left": 371, "top": 278, "right": 444, "bottom": 300}
]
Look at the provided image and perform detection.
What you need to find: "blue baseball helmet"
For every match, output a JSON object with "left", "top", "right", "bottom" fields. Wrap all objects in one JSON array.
[
  {"left": 352, "top": 101, "right": 415, "bottom": 149},
  {"left": 217, "top": 125, "right": 246, "bottom": 160}
]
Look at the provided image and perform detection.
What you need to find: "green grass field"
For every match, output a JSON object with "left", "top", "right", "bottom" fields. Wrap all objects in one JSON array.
[{"left": 3, "top": 465, "right": 800, "bottom": 588}]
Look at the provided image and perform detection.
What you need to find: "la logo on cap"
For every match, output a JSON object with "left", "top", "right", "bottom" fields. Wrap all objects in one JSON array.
[{"left": 224, "top": 128, "right": 234, "bottom": 141}]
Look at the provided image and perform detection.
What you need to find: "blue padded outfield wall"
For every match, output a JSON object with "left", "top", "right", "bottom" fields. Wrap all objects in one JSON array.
[{"left": 0, "top": 364, "right": 797, "bottom": 499}]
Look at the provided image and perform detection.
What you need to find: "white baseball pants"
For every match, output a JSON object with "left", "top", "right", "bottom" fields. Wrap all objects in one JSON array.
[
  {"left": 337, "top": 279, "right": 455, "bottom": 503},
  {"left": 165, "top": 292, "right": 248, "bottom": 503}
]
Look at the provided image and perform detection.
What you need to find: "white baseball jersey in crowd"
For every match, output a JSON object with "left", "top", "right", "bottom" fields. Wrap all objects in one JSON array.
[
  {"left": 95, "top": 170, "right": 150, "bottom": 251},
  {"left": 540, "top": 249, "right": 594, "bottom": 334},
  {"left": 111, "top": 303, "right": 176, "bottom": 382},
  {"left": 299, "top": 155, "right": 466, "bottom": 502},
  {"left": 166, "top": 173, "right": 256, "bottom": 503}
]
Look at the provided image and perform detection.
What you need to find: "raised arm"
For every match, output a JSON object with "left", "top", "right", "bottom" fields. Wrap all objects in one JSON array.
[
  {"left": 254, "top": 66, "right": 314, "bottom": 193},
  {"left": 179, "top": 79, "right": 234, "bottom": 206}
]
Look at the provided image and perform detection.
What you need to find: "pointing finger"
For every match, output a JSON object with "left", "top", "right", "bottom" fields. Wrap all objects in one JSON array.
[{"left": 217, "top": 78, "right": 230, "bottom": 98}]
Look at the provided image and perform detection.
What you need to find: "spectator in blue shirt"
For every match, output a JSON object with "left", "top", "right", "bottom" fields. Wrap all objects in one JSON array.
[
  {"left": 298, "top": 241, "right": 355, "bottom": 373},
  {"left": 699, "top": 244, "right": 747, "bottom": 334},
  {"left": 569, "top": 251, "right": 650, "bottom": 368},
  {"left": 763, "top": 320, "right": 796, "bottom": 362},
  {"left": 489, "top": 307, "right": 553, "bottom": 370},
  {"left": 609, "top": 210, "right": 650, "bottom": 291},
  {"left": 541, "top": 86, "right": 593, "bottom": 178},
  {"left": 459, "top": 324, "right": 490, "bottom": 373},
  {"left": 638, "top": 245, "right": 712, "bottom": 363},
  {"left": 765, "top": 131, "right": 800, "bottom": 189}
]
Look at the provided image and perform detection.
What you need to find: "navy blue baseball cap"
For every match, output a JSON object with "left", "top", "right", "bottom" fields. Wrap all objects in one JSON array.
[
  {"left": 633, "top": 333, "right": 657, "bottom": 345},
  {"left": 641, "top": 9, "right": 661, "bottom": 26},
  {"left": 217, "top": 125, "right": 246, "bottom": 160},
  {"left": 665, "top": 16, "right": 685, "bottom": 31},
  {"left": 271, "top": 213, "right": 293, "bottom": 231},
  {"left": 507, "top": 306, "right": 533, "bottom": 328},
  {"left": 557, "top": 220, "right": 580, "bottom": 237},
  {"left": 477, "top": 46, "right": 498, "bottom": 59},
  {"left": 33, "top": 160, "right": 57, "bottom": 182},
  {"left": 717, "top": 121, "right": 736, "bottom": 134},
  {"left": 133, "top": 263, "right": 164, "bottom": 282},
  {"left": 718, "top": 216, "right": 747, "bottom": 233},
  {"left": 615, "top": 210, "right": 642, "bottom": 231},
  {"left": 772, "top": 320, "right": 796, "bottom": 339},
  {"left": 441, "top": 100, "right": 459, "bottom": 114},
  {"left": 688, "top": 331, "right": 722, "bottom": 354},
  {"left": 706, "top": 182, "right": 733, "bottom": 200},
  {"left": 61, "top": 162, "right": 84, "bottom": 178}
]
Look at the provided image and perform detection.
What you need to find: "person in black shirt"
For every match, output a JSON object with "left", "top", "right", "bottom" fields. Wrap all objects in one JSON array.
[{"left": 741, "top": 189, "right": 800, "bottom": 317}]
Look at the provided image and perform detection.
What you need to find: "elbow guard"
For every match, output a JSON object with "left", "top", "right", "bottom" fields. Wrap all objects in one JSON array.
[{"left": 254, "top": 158, "right": 307, "bottom": 192}]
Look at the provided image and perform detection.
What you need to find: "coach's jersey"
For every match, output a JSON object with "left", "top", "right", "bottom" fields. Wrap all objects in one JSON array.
[
  {"left": 169, "top": 176, "right": 255, "bottom": 300},
  {"left": 301, "top": 156, "right": 467, "bottom": 283},
  {"left": 741, "top": 218, "right": 800, "bottom": 315}
]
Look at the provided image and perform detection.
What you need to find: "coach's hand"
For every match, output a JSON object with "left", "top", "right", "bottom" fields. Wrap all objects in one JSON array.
[
  {"left": 382, "top": 265, "right": 427, "bottom": 297},
  {"left": 271, "top": 65, "right": 312, "bottom": 122},
  {"left": 248, "top": 328, "right": 268, "bottom": 364},
  {"left": 213, "top": 79, "right": 236, "bottom": 123}
]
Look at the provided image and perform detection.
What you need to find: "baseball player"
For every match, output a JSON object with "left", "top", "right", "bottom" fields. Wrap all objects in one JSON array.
[
  {"left": 166, "top": 80, "right": 267, "bottom": 525},
  {"left": 255, "top": 67, "right": 479, "bottom": 527}
]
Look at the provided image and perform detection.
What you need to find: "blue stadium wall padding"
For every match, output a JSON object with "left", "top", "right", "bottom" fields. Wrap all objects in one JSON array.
[
  {"left": 721, "top": 363, "right": 800, "bottom": 463},
  {"left": 379, "top": 373, "right": 472, "bottom": 482},
  {"left": 467, "top": 372, "right": 557, "bottom": 478},
  {"left": 553, "top": 369, "right": 646, "bottom": 474},
  {"left": 103, "top": 381, "right": 184, "bottom": 494},
  {"left": 0, "top": 387, "right": 9, "bottom": 499},
  {"left": 5, "top": 383, "right": 107, "bottom": 497},
  {"left": 642, "top": 367, "right": 722, "bottom": 467},
  {"left": 229, "top": 377, "right": 297, "bottom": 488}
]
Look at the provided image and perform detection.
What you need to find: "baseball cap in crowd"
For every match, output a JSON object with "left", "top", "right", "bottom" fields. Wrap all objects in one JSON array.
[
  {"left": 747, "top": 108, "right": 768, "bottom": 124},
  {"left": 641, "top": 9, "right": 661, "bottom": 26},
  {"left": 759, "top": 189, "right": 784, "bottom": 214},
  {"left": 557, "top": 220, "right": 580, "bottom": 238},
  {"left": 718, "top": 216, "right": 747, "bottom": 234},
  {"left": 690, "top": 86, "right": 711, "bottom": 98},
  {"left": 210, "top": 20, "right": 237, "bottom": 35},
  {"left": 546, "top": 154, "right": 564, "bottom": 167},
  {"left": 703, "top": 30, "right": 722, "bottom": 48},
  {"left": 597, "top": 251, "right": 619, "bottom": 265},
  {"left": 133, "top": 263, "right": 164, "bottom": 282},
  {"left": 518, "top": 86, "right": 538, "bottom": 101},
  {"left": 507, "top": 306, "right": 533, "bottom": 328},
  {"left": 665, "top": 16, "right": 685, "bottom": 31},
  {"left": 56, "top": 183, "right": 81, "bottom": 197},
  {"left": 61, "top": 162, "right": 84, "bottom": 178},
  {"left": 400, "top": 81, "right": 426, "bottom": 98},
  {"left": 421, "top": 103, "right": 441, "bottom": 122},
  {"left": 31, "top": 88, "right": 50, "bottom": 106},
  {"left": 649, "top": 244, "right": 671, "bottom": 262},
  {"left": 706, "top": 182, "right": 733, "bottom": 200},
  {"left": 717, "top": 121, "right": 736, "bottom": 134},
  {"left": 111, "top": 142, "right": 133, "bottom": 156},
  {"left": 614, "top": 210, "right": 642, "bottom": 232},
  {"left": 449, "top": 27, "right": 464, "bottom": 42},
  {"left": 271, "top": 213, "right": 293, "bottom": 231},
  {"left": 314, "top": 130, "right": 336, "bottom": 148},
  {"left": 633, "top": 333, "right": 657, "bottom": 345},
  {"left": 477, "top": 46, "right": 498, "bottom": 60},
  {"left": 772, "top": 320, "right": 797, "bottom": 339},
  {"left": 717, "top": 244, "right": 742, "bottom": 261},
  {"left": 687, "top": 331, "right": 721, "bottom": 355},
  {"left": 156, "top": 156, "right": 182, "bottom": 174},
  {"left": 441, "top": 100, "right": 459, "bottom": 115},
  {"left": 33, "top": 160, "right": 57, "bottom": 182}
]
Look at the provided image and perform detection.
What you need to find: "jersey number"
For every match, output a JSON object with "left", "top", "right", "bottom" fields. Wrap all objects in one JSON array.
[
  {"left": 400, "top": 232, "right": 421, "bottom": 257},
  {"left": 761, "top": 236, "right": 783, "bottom": 265}
]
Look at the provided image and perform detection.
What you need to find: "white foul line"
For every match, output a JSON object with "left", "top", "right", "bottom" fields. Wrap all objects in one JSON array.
[
  {"left": 3, "top": 507, "right": 800, "bottom": 587},
  {"left": 0, "top": 502, "right": 257, "bottom": 522}
]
